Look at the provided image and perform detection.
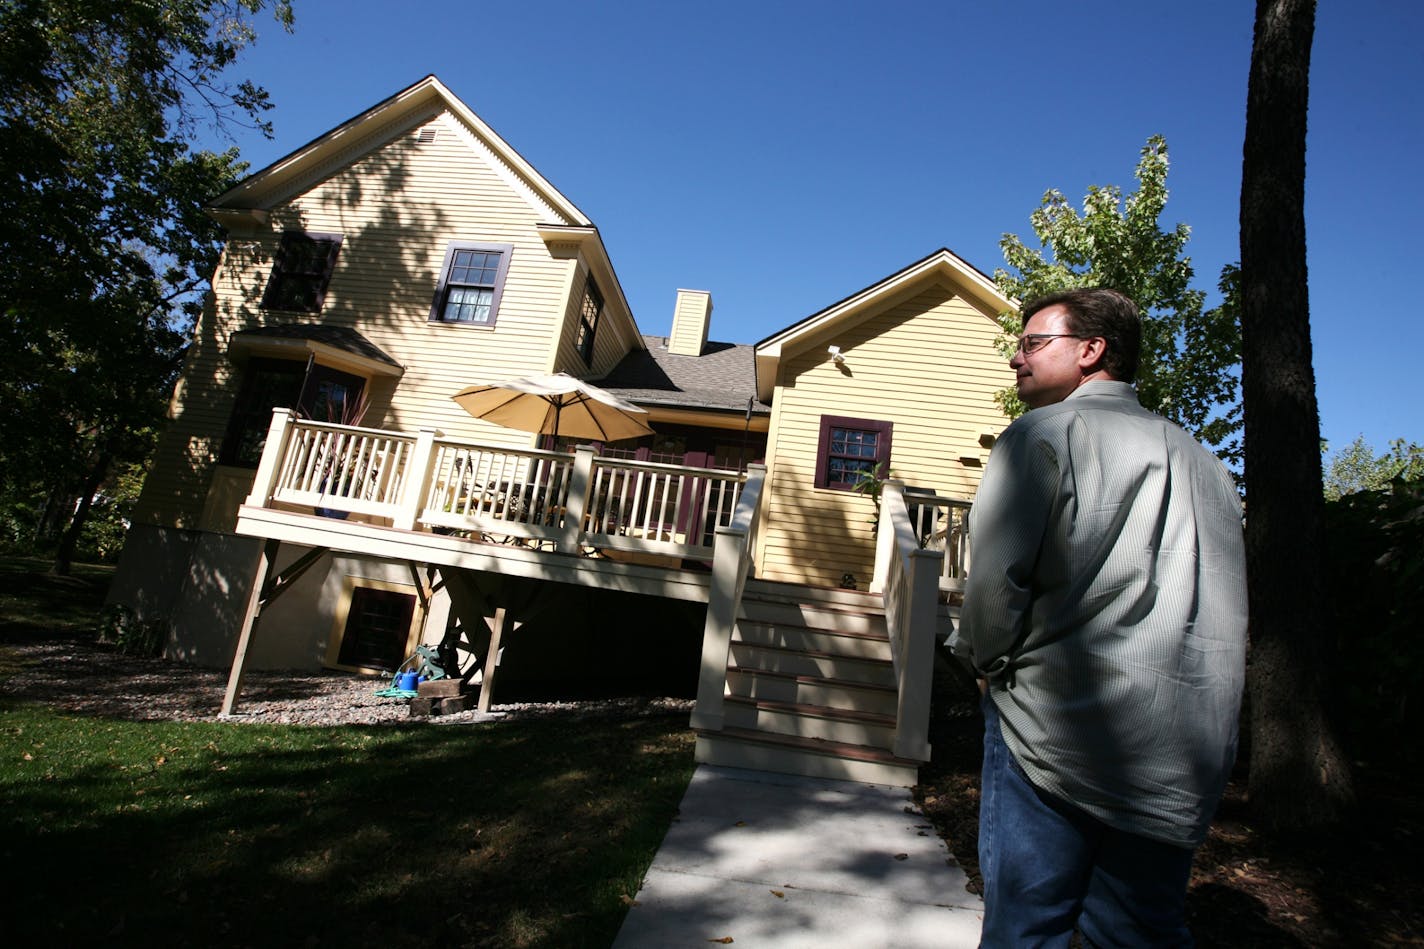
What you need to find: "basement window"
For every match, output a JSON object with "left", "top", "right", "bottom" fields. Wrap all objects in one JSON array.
[{"left": 329, "top": 580, "right": 420, "bottom": 674}]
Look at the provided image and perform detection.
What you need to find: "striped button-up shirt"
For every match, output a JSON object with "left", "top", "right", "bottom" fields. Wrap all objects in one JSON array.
[{"left": 951, "top": 380, "right": 1246, "bottom": 847}]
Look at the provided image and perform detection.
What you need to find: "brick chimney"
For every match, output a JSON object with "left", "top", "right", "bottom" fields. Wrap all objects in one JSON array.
[{"left": 668, "top": 289, "right": 712, "bottom": 356}]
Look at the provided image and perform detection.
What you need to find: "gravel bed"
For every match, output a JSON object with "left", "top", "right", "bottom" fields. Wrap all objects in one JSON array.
[{"left": 0, "top": 635, "right": 694, "bottom": 727}]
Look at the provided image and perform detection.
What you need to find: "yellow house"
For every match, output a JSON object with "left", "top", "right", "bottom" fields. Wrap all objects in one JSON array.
[
  {"left": 752, "top": 250, "right": 1017, "bottom": 590},
  {"left": 108, "top": 76, "right": 1014, "bottom": 786}
]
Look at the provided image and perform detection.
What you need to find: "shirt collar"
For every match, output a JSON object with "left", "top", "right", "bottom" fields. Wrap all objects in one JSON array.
[{"left": 1065, "top": 379, "right": 1138, "bottom": 403}]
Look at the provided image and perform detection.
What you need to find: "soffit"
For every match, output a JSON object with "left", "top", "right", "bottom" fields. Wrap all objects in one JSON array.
[{"left": 229, "top": 324, "right": 405, "bottom": 378}]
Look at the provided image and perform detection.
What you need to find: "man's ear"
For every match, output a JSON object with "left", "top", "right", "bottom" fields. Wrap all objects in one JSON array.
[{"left": 1077, "top": 336, "right": 1109, "bottom": 373}]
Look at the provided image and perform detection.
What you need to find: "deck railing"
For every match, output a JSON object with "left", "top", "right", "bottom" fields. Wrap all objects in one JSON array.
[
  {"left": 244, "top": 409, "right": 749, "bottom": 561},
  {"left": 899, "top": 488, "right": 972, "bottom": 594}
]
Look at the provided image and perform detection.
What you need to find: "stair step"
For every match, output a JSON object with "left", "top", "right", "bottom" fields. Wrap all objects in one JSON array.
[
  {"left": 724, "top": 695, "right": 896, "bottom": 726},
  {"left": 723, "top": 695, "right": 897, "bottom": 746},
  {"left": 734, "top": 618, "right": 890, "bottom": 659},
  {"left": 703, "top": 577, "right": 922, "bottom": 784},
  {"left": 726, "top": 666, "right": 899, "bottom": 715},
  {"left": 740, "top": 599, "right": 887, "bottom": 638},
  {"left": 729, "top": 641, "right": 895, "bottom": 686},
  {"left": 694, "top": 727, "right": 921, "bottom": 786},
  {"left": 742, "top": 578, "right": 883, "bottom": 611}
]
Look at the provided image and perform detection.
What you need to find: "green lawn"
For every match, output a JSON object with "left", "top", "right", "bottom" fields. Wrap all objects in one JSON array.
[{"left": 0, "top": 557, "right": 695, "bottom": 948}]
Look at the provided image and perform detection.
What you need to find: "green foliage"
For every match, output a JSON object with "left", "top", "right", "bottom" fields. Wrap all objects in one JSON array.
[
  {"left": 1323, "top": 479, "right": 1424, "bottom": 762},
  {"left": 994, "top": 136, "right": 1242, "bottom": 464},
  {"left": 852, "top": 461, "right": 888, "bottom": 530},
  {"left": 1323, "top": 436, "right": 1424, "bottom": 501},
  {"left": 97, "top": 603, "right": 166, "bottom": 656},
  {"left": 0, "top": 0, "right": 292, "bottom": 567},
  {"left": 74, "top": 454, "right": 151, "bottom": 562}
]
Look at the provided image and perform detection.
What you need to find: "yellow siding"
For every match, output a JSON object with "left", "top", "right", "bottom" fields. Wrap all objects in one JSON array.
[
  {"left": 546, "top": 255, "right": 635, "bottom": 381},
  {"left": 136, "top": 113, "right": 609, "bottom": 528},
  {"left": 756, "top": 282, "right": 1014, "bottom": 587},
  {"left": 668, "top": 290, "right": 711, "bottom": 356}
]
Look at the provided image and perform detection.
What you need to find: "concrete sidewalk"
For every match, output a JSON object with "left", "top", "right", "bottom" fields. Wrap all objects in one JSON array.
[{"left": 612, "top": 765, "right": 984, "bottom": 948}]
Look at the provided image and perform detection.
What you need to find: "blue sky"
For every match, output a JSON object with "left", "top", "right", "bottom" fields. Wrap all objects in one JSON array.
[{"left": 197, "top": 0, "right": 1423, "bottom": 455}]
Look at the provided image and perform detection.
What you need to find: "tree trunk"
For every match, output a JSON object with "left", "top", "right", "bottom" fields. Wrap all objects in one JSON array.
[
  {"left": 52, "top": 448, "right": 112, "bottom": 577},
  {"left": 1240, "top": 0, "right": 1354, "bottom": 829}
]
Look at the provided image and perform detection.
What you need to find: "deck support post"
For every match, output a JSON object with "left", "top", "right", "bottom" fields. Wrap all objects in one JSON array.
[
  {"left": 221, "top": 538, "right": 281, "bottom": 717},
  {"left": 476, "top": 607, "right": 510, "bottom": 713}
]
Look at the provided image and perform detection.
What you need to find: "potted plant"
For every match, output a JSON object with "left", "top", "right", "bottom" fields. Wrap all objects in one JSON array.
[
  {"left": 307, "top": 387, "right": 371, "bottom": 518},
  {"left": 852, "top": 461, "right": 888, "bottom": 532}
]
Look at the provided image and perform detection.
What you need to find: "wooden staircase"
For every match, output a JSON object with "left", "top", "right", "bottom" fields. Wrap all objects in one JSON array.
[{"left": 693, "top": 578, "right": 926, "bottom": 786}]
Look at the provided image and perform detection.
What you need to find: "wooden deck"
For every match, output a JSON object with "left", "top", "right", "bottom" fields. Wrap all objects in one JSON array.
[{"left": 226, "top": 411, "right": 969, "bottom": 785}]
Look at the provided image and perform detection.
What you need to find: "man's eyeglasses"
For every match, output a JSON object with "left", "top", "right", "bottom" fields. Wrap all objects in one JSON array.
[{"left": 1014, "top": 333, "right": 1087, "bottom": 356}]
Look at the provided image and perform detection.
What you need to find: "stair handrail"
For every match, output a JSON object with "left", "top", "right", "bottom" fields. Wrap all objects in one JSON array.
[
  {"left": 690, "top": 463, "right": 767, "bottom": 731},
  {"left": 876, "top": 480, "right": 943, "bottom": 761}
]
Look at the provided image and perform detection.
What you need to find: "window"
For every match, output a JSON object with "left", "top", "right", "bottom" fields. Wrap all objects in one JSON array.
[
  {"left": 575, "top": 276, "right": 603, "bottom": 364},
  {"left": 262, "top": 231, "right": 342, "bottom": 312},
  {"left": 219, "top": 359, "right": 366, "bottom": 467},
  {"left": 334, "top": 585, "right": 417, "bottom": 671},
  {"left": 429, "top": 241, "right": 513, "bottom": 326},
  {"left": 814, "top": 415, "right": 893, "bottom": 490}
]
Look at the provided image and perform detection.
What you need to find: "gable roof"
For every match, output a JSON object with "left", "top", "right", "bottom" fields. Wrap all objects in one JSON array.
[
  {"left": 206, "top": 75, "right": 589, "bottom": 227},
  {"left": 752, "top": 248, "right": 1013, "bottom": 402},
  {"left": 204, "top": 75, "right": 642, "bottom": 342},
  {"left": 597, "top": 336, "right": 769, "bottom": 417}
]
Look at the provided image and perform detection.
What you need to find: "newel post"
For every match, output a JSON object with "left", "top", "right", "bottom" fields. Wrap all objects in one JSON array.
[
  {"left": 245, "top": 408, "right": 296, "bottom": 508},
  {"left": 393, "top": 428, "right": 441, "bottom": 531},
  {"left": 558, "top": 444, "right": 597, "bottom": 552}
]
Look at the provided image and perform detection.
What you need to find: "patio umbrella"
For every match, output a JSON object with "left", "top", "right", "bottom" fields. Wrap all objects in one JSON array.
[{"left": 451, "top": 372, "right": 654, "bottom": 443}]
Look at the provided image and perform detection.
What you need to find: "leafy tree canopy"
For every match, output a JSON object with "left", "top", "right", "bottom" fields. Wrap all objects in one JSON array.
[
  {"left": 1323, "top": 436, "right": 1424, "bottom": 500},
  {"left": 0, "top": 0, "right": 292, "bottom": 568},
  {"left": 994, "top": 136, "right": 1243, "bottom": 464}
]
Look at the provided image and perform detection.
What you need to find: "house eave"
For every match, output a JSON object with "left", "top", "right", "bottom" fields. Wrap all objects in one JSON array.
[
  {"left": 206, "top": 207, "right": 269, "bottom": 229},
  {"left": 228, "top": 335, "right": 405, "bottom": 379},
  {"left": 753, "top": 248, "right": 1014, "bottom": 403}
]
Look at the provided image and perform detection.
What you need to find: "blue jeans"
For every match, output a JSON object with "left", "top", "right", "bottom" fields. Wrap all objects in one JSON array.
[{"left": 978, "top": 694, "right": 1195, "bottom": 948}]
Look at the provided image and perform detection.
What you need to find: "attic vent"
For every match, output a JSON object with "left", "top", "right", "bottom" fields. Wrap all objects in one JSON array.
[{"left": 415, "top": 128, "right": 438, "bottom": 144}]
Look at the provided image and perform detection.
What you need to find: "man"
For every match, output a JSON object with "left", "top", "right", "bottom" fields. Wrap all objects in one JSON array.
[{"left": 950, "top": 288, "right": 1246, "bottom": 947}]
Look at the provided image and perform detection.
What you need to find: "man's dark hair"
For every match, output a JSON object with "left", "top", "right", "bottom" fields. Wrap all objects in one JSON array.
[{"left": 1021, "top": 287, "right": 1142, "bottom": 383}]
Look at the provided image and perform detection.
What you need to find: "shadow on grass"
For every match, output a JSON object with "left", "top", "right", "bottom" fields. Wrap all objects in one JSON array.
[
  {"left": 0, "top": 555, "right": 111, "bottom": 641},
  {"left": 0, "top": 707, "right": 694, "bottom": 947}
]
